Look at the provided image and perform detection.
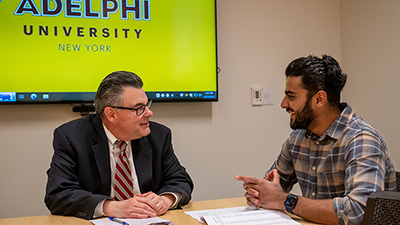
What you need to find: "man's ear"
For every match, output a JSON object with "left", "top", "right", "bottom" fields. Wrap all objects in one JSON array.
[
  {"left": 104, "top": 107, "right": 116, "bottom": 122},
  {"left": 314, "top": 90, "right": 328, "bottom": 108}
]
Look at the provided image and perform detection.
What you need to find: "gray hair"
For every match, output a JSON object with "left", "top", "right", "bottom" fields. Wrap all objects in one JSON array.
[{"left": 95, "top": 71, "right": 143, "bottom": 118}]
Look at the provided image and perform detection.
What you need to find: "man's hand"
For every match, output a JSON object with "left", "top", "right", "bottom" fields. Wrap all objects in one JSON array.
[
  {"left": 103, "top": 192, "right": 175, "bottom": 218},
  {"left": 235, "top": 169, "right": 287, "bottom": 211},
  {"left": 137, "top": 192, "right": 175, "bottom": 216},
  {"left": 103, "top": 195, "right": 158, "bottom": 218}
]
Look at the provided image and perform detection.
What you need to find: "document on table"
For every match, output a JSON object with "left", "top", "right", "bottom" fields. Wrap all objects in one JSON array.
[
  {"left": 90, "top": 217, "right": 172, "bottom": 225},
  {"left": 185, "top": 206, "right": 300, "bottom": 225}
]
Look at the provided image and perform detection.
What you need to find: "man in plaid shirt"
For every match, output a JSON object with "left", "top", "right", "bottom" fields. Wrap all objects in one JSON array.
[{"left": 236, "top": 55, "right": 396, "bottom": 225}]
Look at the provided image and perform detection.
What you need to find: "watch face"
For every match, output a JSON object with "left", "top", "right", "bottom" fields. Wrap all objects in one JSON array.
[
  {"left": 286, "top": 195, "right": 297, "bottom": 205},
  {"left": 285, "top": 194, "right": 298, "bottom": 213}
]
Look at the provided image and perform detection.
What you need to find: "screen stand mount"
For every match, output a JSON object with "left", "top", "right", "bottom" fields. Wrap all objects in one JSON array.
[{"left": 72, "top": 103, "right": 95, "bottom": 116}]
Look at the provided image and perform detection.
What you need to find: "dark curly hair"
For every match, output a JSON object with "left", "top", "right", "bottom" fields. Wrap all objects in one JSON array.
[{"left": 285, "top": 55, "right": 347, "bottom": 109}]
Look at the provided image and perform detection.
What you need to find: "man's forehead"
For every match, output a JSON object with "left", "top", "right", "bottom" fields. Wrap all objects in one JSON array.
[
  {"left": 122, "top": 87, "right": 147, "bottom": 105},
  {"left": 285, "top": 76, "right": 306, "bottom": 94},
  {"left": 286, "top": 76, "right": 302, "bottom": 87}
]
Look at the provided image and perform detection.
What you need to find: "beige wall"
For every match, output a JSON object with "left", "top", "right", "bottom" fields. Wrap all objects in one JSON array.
[
  {"left": 3, "top": 0, "right": 395, "bottom": 219},
  {"left": 340, "top": 0, "right": 400, "bottom": 172}
]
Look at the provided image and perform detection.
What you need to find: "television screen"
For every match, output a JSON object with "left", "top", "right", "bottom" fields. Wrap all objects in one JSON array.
[{"left": 0, "top": 0, "right": 218, "bottom": 104}]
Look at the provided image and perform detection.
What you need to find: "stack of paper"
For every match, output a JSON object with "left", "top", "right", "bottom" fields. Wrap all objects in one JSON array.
[{"left": 185, "top": 206, "right": 300, "bottom": 225}]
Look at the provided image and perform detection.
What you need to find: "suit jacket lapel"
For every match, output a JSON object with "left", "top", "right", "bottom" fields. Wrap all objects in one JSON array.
[
  {"left": 91, "top": 116, "right": 112, "bottom": 196},
  {"left": 132, "top": 138, "right": 153, "bottom": 192}
]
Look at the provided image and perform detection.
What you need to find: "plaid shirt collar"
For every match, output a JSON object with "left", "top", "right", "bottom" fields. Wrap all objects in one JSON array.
[{"left": 305, "top": 103, "right": 353, "bottom": 141}]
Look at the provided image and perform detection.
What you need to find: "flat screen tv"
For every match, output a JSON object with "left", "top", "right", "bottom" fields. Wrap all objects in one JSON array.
[{"left": 0, "top": 0, "right": 218, "bottom": 104}]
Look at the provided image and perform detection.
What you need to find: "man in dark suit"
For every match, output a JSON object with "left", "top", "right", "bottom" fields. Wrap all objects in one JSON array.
[{"left": 45, "top": 71, "right": 193, "bottom": 220}]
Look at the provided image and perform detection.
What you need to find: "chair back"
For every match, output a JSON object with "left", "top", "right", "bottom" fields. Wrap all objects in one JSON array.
[
  {"left": 362, "top": 191, "right": 400, "bottom": 225},
  {"left": 396, "top": 171, "right": 400, "bottom": 192}
]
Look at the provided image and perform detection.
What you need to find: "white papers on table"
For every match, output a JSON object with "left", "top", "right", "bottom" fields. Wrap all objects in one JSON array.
[
  {"left": 90, "top": 217, "right": 172, "bottom": 225},
  {"left": 185, "top": 206, "right": 300, "bottom": 225}
]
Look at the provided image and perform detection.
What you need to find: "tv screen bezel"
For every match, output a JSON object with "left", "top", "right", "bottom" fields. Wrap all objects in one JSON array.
[{"left": 0, "top": 0, "right": 218, "bottom": 105}]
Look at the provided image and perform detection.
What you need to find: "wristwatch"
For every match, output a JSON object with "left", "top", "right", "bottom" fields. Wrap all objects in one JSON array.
[{"left": 284, "top": 194, "right": 298, "bottom": 214}]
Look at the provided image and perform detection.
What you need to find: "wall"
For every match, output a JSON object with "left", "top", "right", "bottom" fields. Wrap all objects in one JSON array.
[
  {"left": 0, "top": 0, "right": 343, "bottom": 218},
  {"left": 340, "top": 0, "right": 400, "bottom": 170}
]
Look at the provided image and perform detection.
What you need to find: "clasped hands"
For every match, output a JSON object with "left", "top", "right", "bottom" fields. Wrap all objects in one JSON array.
[
  {"left": 235, "top": 169, "right": 287, "bottom": 211},
  {"left": 103, "top": 191, "right": 175, "bottom": 219}
]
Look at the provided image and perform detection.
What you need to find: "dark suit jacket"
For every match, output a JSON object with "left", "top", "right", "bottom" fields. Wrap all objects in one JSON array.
[{"left": 44, "top": 114, "right": 193, "bottom": 219}]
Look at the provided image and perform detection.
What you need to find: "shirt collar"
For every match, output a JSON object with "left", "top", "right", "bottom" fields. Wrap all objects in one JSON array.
[
  {"left": 305, "top": 129, "right": 320, "bottom": 141},
  {"left": 304, "top": 103, "right": 353, "bottom": 141},
  {"left": 323, "top": 103, "right": 354, "bottom": 140},
  {"left": 102, "top": 123, "right": 131, "bottom": 153},
  {"left": 103, "top": 123, "right": 118, "bottom": 147}
]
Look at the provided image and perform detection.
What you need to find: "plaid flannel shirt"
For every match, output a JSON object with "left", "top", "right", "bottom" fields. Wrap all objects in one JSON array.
[{"left": 269, "top": 103, "right": 396, "bottom": 225}]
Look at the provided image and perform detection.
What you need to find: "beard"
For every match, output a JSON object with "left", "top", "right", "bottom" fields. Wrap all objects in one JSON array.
[{"left": 288, "top": 97, "right": 316, "bottom": 130}]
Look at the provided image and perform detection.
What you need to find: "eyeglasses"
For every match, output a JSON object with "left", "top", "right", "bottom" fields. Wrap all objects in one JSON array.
[{"left": 109, "top": 99, "right": 152, "bottom": 116}]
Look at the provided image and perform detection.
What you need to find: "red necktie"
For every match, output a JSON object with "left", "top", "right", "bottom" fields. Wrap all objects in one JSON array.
[{"left": 114, "top": 141, "right": 134, "bottom": 201}]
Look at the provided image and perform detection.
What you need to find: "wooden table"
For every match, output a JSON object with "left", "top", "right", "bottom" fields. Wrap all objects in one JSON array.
[{"left": 0, "top": 197, "right": 319, "bottom": 225}]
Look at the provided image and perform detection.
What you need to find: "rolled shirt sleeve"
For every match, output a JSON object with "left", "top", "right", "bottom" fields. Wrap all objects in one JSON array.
[{"left": 333, "top": 131, "right": 396, "bottom": 225}]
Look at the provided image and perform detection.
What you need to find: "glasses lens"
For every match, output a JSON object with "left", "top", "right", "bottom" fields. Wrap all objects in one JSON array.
[
  {"left": 136, "top": 106, "right": 145, "bottom": 116},
  {"left": 136, "top": 100, "right": 152, "bottom": 116}
]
